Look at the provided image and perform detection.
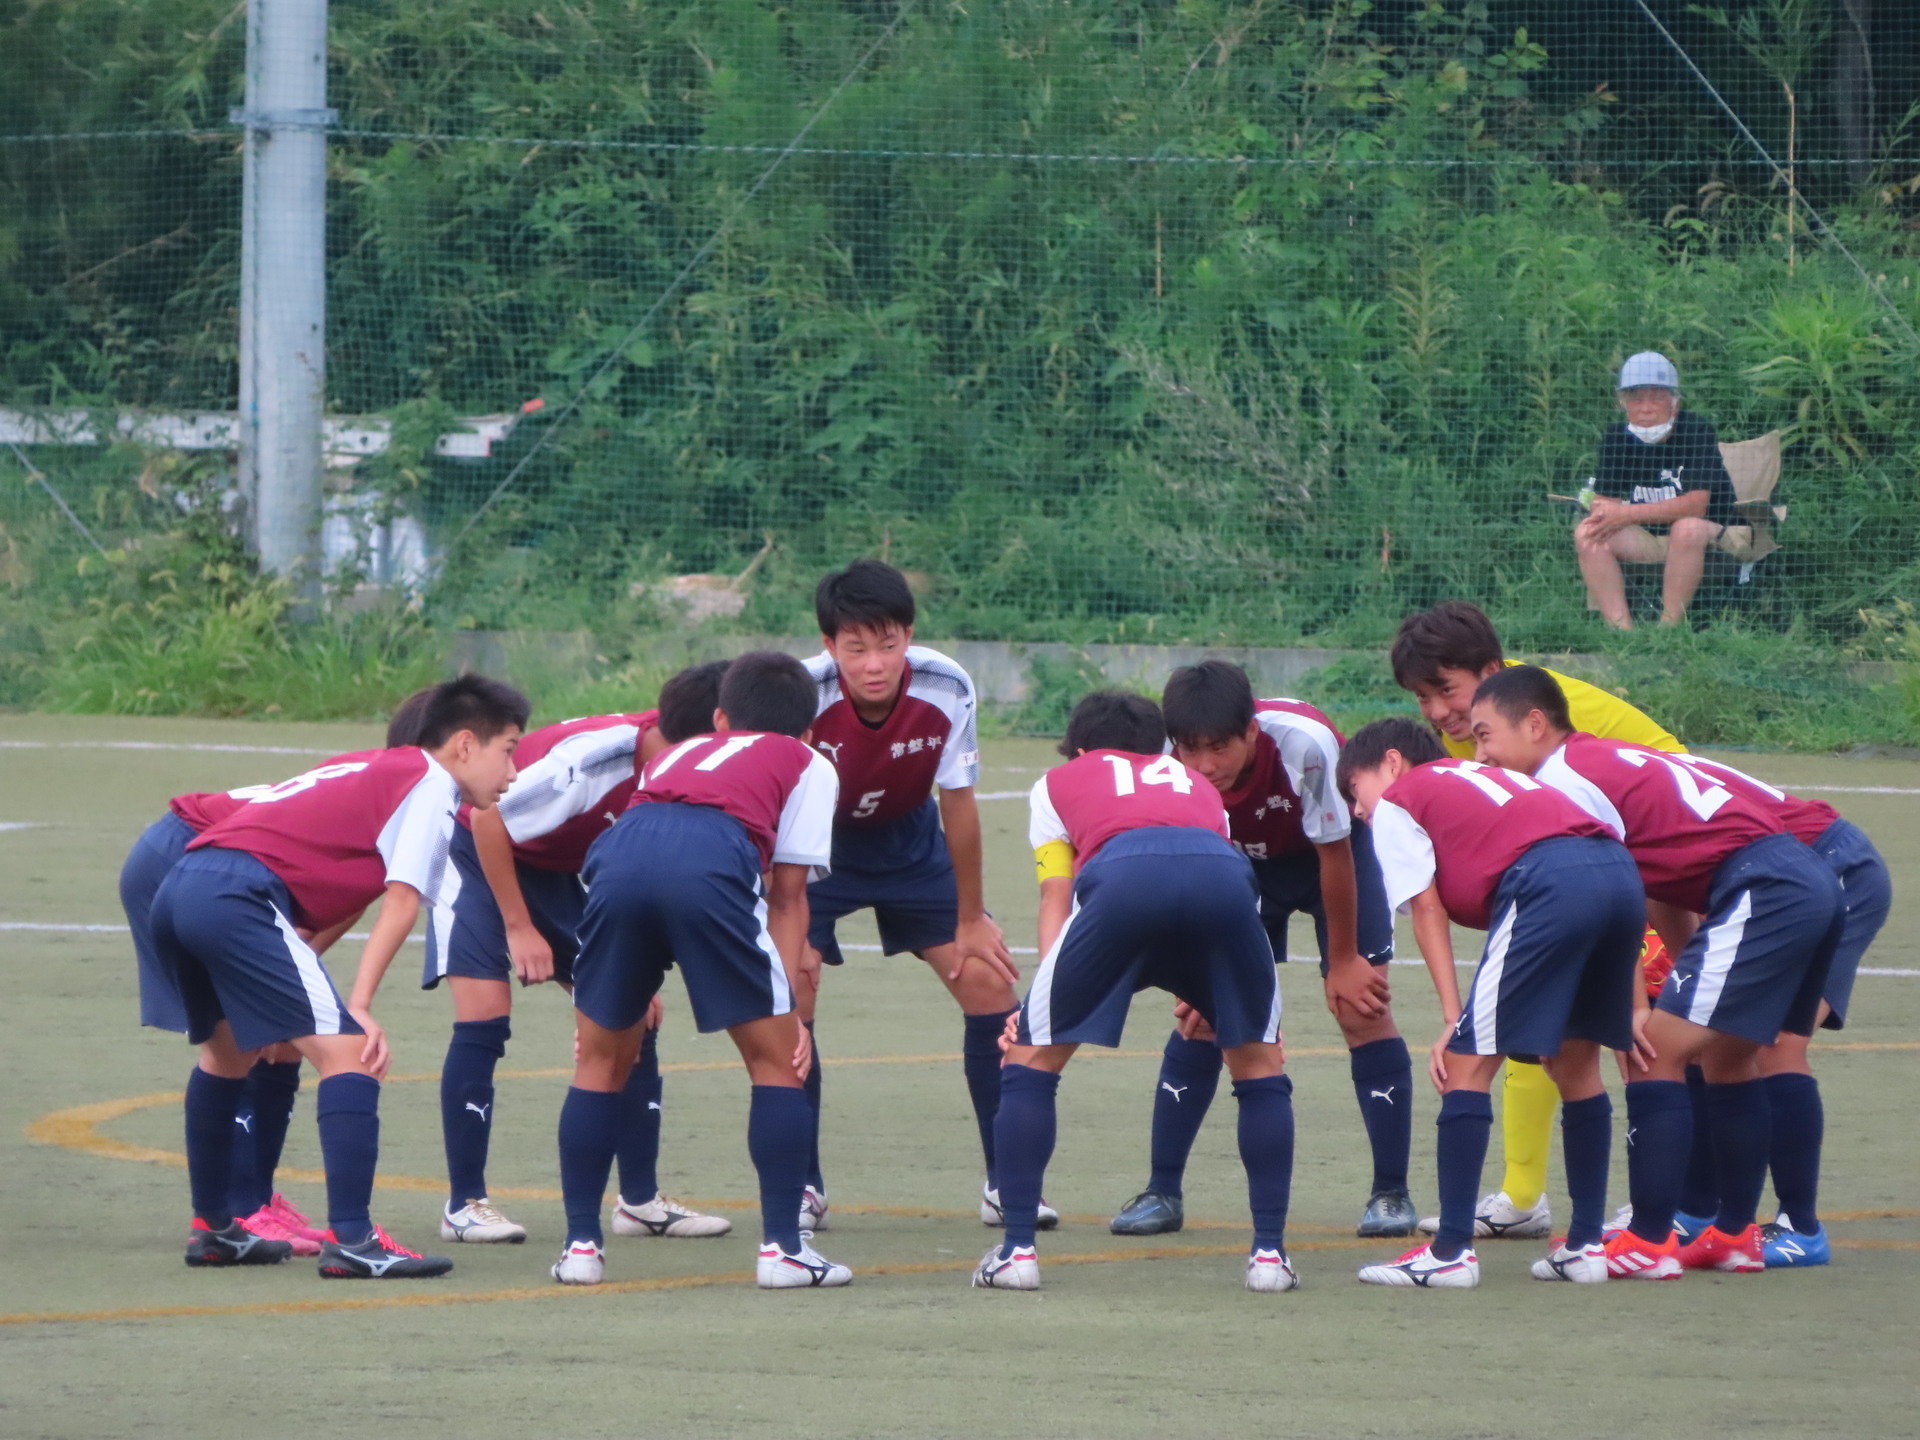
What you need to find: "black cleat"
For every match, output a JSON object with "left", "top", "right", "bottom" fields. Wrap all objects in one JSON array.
[
  {"left": 318, "top": 1225, "right": 454, "bottom": 1279},
  {"left": 1110, "top": 1190, "right": 1184, "bottom": 1236},
  {"left": 185, "top": 1219, "right": 292, "bottom": 1268},
  {"left": 1356, "top": 1187, "right": 1420, "bottom": 1238}
]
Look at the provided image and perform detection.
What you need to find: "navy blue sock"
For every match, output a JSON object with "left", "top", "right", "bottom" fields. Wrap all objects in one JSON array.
[
  {"left": 243, "top": 1060, "right": 302, "bottom": 1213},
  {"left": 227, "top": 1085, "right": 263, "bottom": 1220},
  {"left": 185, "top": 1069, "right": 247, "bottom": 1229},
  {"left": 1559, "top": 1093, "right": 1612, "bottom": 1249},
  {"left": 440, "top": 1016, "right": 509, "bottom": 1207},
  {"left": 1432, "top": 1089, "right": 1494, "bottom": 1260},
  {"left": 963, "top": 1009, "right": 1014, "bottom": 1190},
  {"left": 1624, "top": 1079, "right": 1693, "bottom": 1244},
  {"left": 1146, "top": 1030, "right": 1223, "bottom": 1197},
  {"left": 748, "top": 1085, "right": 814, "bottom": 1253},
  {"left": 993, "top": 1064, "right": 1061, "bottom": 1253},
  {"left": 557, "top": 1086, "right": 621, "bottom": 1247},
  {"left": 1349, "top": 1036, "right": 1414, "bottom": 1193},
  {"left": 615, "top": 1027, "right": 663, "bottom": 1203},
  {"left": 1706, "top": 1079, "right": 1771, "bottom": 1234},
  {"left": 802, "top": 1021, "right": 825, "bottom": 1192},
  {"left": 1232, "top": 1074, "right": 1295, "bottom": 1252},
  {"left": 315, "top": 1073, "right": 381, "bottom": 1247},
  {"left": 1678, "top": 1063, "right": 1718, "bottom": 1218},
  {"left": 1765, "top": 1072, "right": 1823, "bottom": 1232}
]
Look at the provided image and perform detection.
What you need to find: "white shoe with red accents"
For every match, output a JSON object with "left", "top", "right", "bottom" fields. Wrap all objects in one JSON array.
[
  {"left": 757, "top": 1239, "right": 852, "bottom": 1289},
  {"left": 1357, "top": 1242, "right": 1480, "bottom": 1289}
]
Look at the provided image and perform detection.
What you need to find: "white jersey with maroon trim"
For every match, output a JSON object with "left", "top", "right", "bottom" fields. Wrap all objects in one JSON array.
[
  {"left": 804, "top": 645, "right": 979, "bottom": 826},
  {"left": 1030, "top": 749, "right": 1230, "bottom": 873},
  {"left": 482, "top": 710, "right": 659, "bottom": 873},
  {"left": 631, "top": 731, "right": 838, "bottom": 873},
  {"left": 169, "top": 747, "right": 383, "bottom": 834},
  {"left": 1219, "top": 699, "right": 1350, "bottom": 859},
  {"left": 187, "top": 747, "right": 460, "bottom": 930}
]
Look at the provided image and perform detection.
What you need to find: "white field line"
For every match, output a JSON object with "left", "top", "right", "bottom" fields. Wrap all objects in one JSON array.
[{"left": 0, "top": 740, "right": 338, "bottom": 756}]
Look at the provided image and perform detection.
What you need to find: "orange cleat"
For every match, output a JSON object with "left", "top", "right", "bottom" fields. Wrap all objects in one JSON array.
[
  {"left": 1676, "top": 1223, "right": 1765, "bottom": 1273},
  {"left": 1603, "top": 1227, "right": 1683, "bottom": 1280}
]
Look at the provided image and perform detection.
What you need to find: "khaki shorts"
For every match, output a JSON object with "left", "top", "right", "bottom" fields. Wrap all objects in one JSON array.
[{"left": 1604, "top": 523, "right": 1762, "bottom": 564}]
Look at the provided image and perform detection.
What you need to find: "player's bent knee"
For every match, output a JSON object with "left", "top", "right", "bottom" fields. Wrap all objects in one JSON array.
[
  {"left": 298, "top": 1031, "right": 378, "bottom": 1079},
  {"left": 1220, "top": 1041, "right": 1285, "bottom": 1081}
]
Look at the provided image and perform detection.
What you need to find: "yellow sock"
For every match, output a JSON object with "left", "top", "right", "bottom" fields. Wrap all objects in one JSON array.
[{"left": 1499, "top": 1060, "right": 1558, "bottom": 1210}]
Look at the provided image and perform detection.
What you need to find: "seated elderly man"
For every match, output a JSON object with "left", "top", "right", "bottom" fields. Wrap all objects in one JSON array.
[{"left": 1574, "top": 352, "right": 1746, "bottom": 629}]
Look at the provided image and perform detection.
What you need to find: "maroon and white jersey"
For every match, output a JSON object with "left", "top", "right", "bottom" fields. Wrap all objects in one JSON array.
[
  {"left": 804, "top": 645, "right": 979, "bottom": 826},
  {"left": 631, "top": 731, "right": 838, "bottom": 872},
  {"left": 1370, "top": 760, "right": 1612, "bottom": 930},
  {"left": 1029, "top": 750, "right": 1230, "bottom": 874},
  {"left": 187, "top": 748, "right": 460, "bottom": 930},
  {"left": 478, "top": 709, "right": 660, "bottom": 873},
  {"left": 1219, "top": 700, "right": 1350, "bottom": 859},
  {"left": 169, "top": 748, "right": 385, "bottom": 834},
  {"left": 1655, "top": 753, "right": 1841, "bottom": 846},
  {"left": 1535, "top": 735, "right": 1785, "bottom": 912}
]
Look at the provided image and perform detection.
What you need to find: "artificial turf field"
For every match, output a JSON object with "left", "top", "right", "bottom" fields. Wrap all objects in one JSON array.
[{"left": 2, "top": 711, "right": 1917, "bottom": 1440}]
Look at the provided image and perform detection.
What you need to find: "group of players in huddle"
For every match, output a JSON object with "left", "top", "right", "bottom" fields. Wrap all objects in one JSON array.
[{"left": 123, "top": 563, "right": 1886, "bottom": 1292}]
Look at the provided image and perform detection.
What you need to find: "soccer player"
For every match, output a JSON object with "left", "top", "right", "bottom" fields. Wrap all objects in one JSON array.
[
  {"left": 975, "top": 690, "right": 1297, "bottom": 1294},
  {"left": 1109, "top": 662, "right": 1415, "bottom": 1240},
  {"left": 555, "top": 652, "right": 848, "bottom": 1290},
  {"left": 149, "top": 674, "right": 527, "bottom": 1276},
  {"left": 1469, "top": 665, "right": 1844, "bottom": 1276},
  {"left": 1339, "top": 719, "right": 1644, "bottom": 1288},
  {"left": 424, "top": 661, "right": 733, "bottom": 1246},
  {"left": 1392, "top": 599, "right": 1682, "bottom": 1241},
  {"left": 800, "top": 560, "right": 1024, "bottom": 1232}
]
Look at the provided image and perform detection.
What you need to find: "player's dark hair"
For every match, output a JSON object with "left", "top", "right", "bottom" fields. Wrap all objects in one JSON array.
[
  {"left": 384, "top": 686, "right": 435, "bottom": 747},
  {"left": 1473, "top": 664, "right": 1573, "bottom": 735},
  {"left": 1162, "top": 660, "right": 1257, "bottom": 748},
  {"left": 418, "top": 674, "right": 532, "bottom": 748},
  {"left": 1335, "top": 717, "right": 1445, "bottom": 798},
  {"left": 657, "top": 660, "right": 730, "bottom": 744},
  {"left": 815, "top": 558, "right": 916, "bottom": 637},
  {"left": 718, "top": 651, "right": 818, "bottom": 738},
  {"left": 1060, "top": 689, "right": 1166, "bottom": 758},
  {"left": 1389, "top": 601, "right": 1505, "bottom": 689}
]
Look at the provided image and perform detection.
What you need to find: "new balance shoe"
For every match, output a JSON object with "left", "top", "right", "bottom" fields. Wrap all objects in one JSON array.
[
  {"left": 1761, "top": 1217, "right": 1830, "bottom": 1269},
  {"left": 798, "top": 1185, "right": 829, "bottom": 1234},
  {"left": 185, "top": 1218, "right": 292, "bottom": 1268},
  {"left": 757, "top": 1239, "right": 852, "bottom": 1289},
  {"left": 612, "top": 1193, "right": 732, "bottom": 1239},
  {"left": 239, "top": 1200, "right": 321, "bottom": 1257},
  {"left": 440, "top": 1198, "right": 528, "bottom": 1244},
  {"left": 266, "top": 1193, "right": 330, "bottom": 1250},
  {"left": 1356, "top": 1188, "right": 1419, "bottom": 1238},
  {"left": 1245, "top": 1247, "right": 1300, "bottom": 1293},
  {"left": 1531, "top": 1240, "right": 1608, "bottom": 1283},
  {"left": 1671, "top": 1210, "right": 1714, "bottom": 1246},
  {"left": 1110, "top": 1190, "right": 1183, "bottom": 1236},
  {"left": 1602, "top": 1228, "right": 1682, "bottom": 1280},
  {"left": 1416, "top": 1190, "right": 1551, "bottom": 1240},
  {"left": 1357, "top": 1242, "right": 1480, "bottom": 1288},
  {"left": 1676, "top": 1222, "right": 1765, "bottom": 1273},
  {"left": 972, "top": 1244, "right": 1040, "bottom": 1291},
  {"left": 317, "top": 1225, "right": 454, "bottom": 1279},
  {"left": 980, "top": 1184, "right": 1060, "bottom": 1231},
  {"left": 551, "top": 1240, "right": 606, "bottom": 1285}
]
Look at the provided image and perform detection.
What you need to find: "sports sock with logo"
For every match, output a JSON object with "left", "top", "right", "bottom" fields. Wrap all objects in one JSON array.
[
  {"left": 1677, "top": 1063, "right": 1719, "bottom": 1219},
  {"left": 1232, "top": 1073, "right": 1295, "bottom": 1252},
  {"left": 962, "top": 1008, "right": 1015, "bottom": 1190},
  {"left": 1765, "top": 1071, "right": 1823, "bottom": 1233},
  {"left": 185, "top": 1068, "right": 248, "bottom": 1229},
  {"left": 557, "top": 1085, "right": 621, "bottom": 1247},
  {"left": 243, "top": 1059, "right": 302, "bottom": 1213},
  {"left": 316, "top": 1073, "right": 382, "bottom": 1247},
  {"left": 1349, "top": 1036, "right": 1413, "bottom": 1194},
  {"left": 441, "top": 1015, "right": 510, "bottom": 1207},
  {"left": 226, "top": 1086, "right": 262, "bottom": 1220},
  {"left": 615, "top": 1026, "right": 664, "bottom": 1204},
  {"left": 1498, "top": 1059, "right": 1557, "bottom": 1210},
  {"left": 1432, "top": 1088, "right": 1494, "bottom": 1261},
  {"left": 801, "top": 1020, "right": 826, "bottom": 1192},
  {"left": 1146, "top": 1030, "right": 1223, "bottom": 1197},
  {"left": 747, "top": 1084, "right": 813, "bottom": 1254},
  {"left": 1623, "top": 1078, "right": 1692, "bottom": 1244},
  {"left": 993, "top": 1064, "right": 1061, "bottom": 1253},
  {"left": 1705, "top": 1079, "right": 1771, "bottom": 1234},
  {"left": 1559, "top": 1093, "right": 1612, "bottom": 1249}
]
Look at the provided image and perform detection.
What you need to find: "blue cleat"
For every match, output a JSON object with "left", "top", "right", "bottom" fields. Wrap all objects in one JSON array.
[
  {"left": 1110, "top": 1190, "right": 1183, "bottom": 1236},
  {"left": 1761, "top": 1219, "right": 1830, "bottom": 1268},
  {"left": 1671, "top": 1211, "right": 1714, "bottom": 1246}
]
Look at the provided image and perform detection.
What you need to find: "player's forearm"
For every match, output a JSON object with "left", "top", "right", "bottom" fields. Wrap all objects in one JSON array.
[
  {"left": 1315, "top": 837, "right": 1362, "bottom": 963},
  {"left": 471, "top": 808, "right": 536, "bottom": 932},
  {"left": 1646, "top": 899, "right": 1698, "bottom": 957},
  {"left": 1036, "top": 877, "right": 1072, "bottom": 957},
  {"left": 765, "top": 866, "right": 811, "bottom": 988},
  {"left": 347, "top": 882, "right": 421, "bottom": 1009},
  {"left": 1408, "top": 889, "right": 1461, "bottom": 1021},
  {"left": 1628, "top": 490, "right": 1711, "bottom": 524},
  {"left": 939, "top": 787, "right": 988, "bottom": 922},
  {"left": 306, "top": 910, "right": 363, "bottom": 957}
]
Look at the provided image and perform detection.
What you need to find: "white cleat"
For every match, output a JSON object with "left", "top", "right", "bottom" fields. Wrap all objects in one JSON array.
[
  {"left": 440, "top": 1198, "right": 528, "bottom": 1244},
  {"left": 1245, "top": 1248, "right": 1300, "bottom": 1292},
  {"left": 756, "top": 1239, "right": 852, "bottom": 1289},
  {"left": 611, "top": 1193, "right": 732, "bottom": 1239},
  {"left": 1601, "top": 1202, "right": 1634, "bottom": 1239},
  {"left": 798, "top": 1185, "right": 829, "bottom": 1234},
  {"left": 980, "top": 1184, "right": 1060, "bottom": 1231},
  {"left": 1358, "top": 1243, "right": 1480, "bottom": 1289},
  {"left": 551, "top": 1240, "right": 605, "bottom": 1285},
  {"left": 1532, "top": 1241, "right": 1608, "bottom": 1283},
  {"left": 972, "top": 1244, "right": 1040, "bottom": 1291},
  {"left": 1417, "top": 1190, "right": 1551, "bottom": 1240}
]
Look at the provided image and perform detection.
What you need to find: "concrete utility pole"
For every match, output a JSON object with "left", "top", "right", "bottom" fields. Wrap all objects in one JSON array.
[{"left": 233, "top": 0, "right": 332, "bottom": 591}]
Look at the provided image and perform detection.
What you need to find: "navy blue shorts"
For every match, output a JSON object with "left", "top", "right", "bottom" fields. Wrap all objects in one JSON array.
[
  {"left": 422, "top": 825, "right": 586, "bottom": 989},
  {"left": 1017, "top": 828, "right": 1280, "bottom": 1051},
  {"left": 575, "top": 803, "right": 793, "bottom": 1034},
  {"left": 1251, "top": 819, "right": 1396, "bottom": 972},
  {"left": 149, "top": 848, "right": 364, "bottom": 1051},
  {"left": 1657, "top": 833, "right": 1843, "bottom": 1044},
  {"left": 1447, "top": 836, "right": 1644, "bottom": 1059},
  {"left": 1810, "top": 818, "right": 1890, "bottom": 1030},
  {"left": 806, "top": 800, "right": 959, "bottom": 965},
  {"left": 121, "top": 810, "right": 197, "bottom": 1032}
]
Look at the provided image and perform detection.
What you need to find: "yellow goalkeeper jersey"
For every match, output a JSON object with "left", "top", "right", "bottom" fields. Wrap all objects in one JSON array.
[{"left": 1442, "top": 660, "right": 1683, "bottom": 759}]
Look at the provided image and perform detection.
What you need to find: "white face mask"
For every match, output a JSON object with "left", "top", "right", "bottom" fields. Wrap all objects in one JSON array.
[{"left": 1627, "top": 419, "right": 1674, "bottom": 444}]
